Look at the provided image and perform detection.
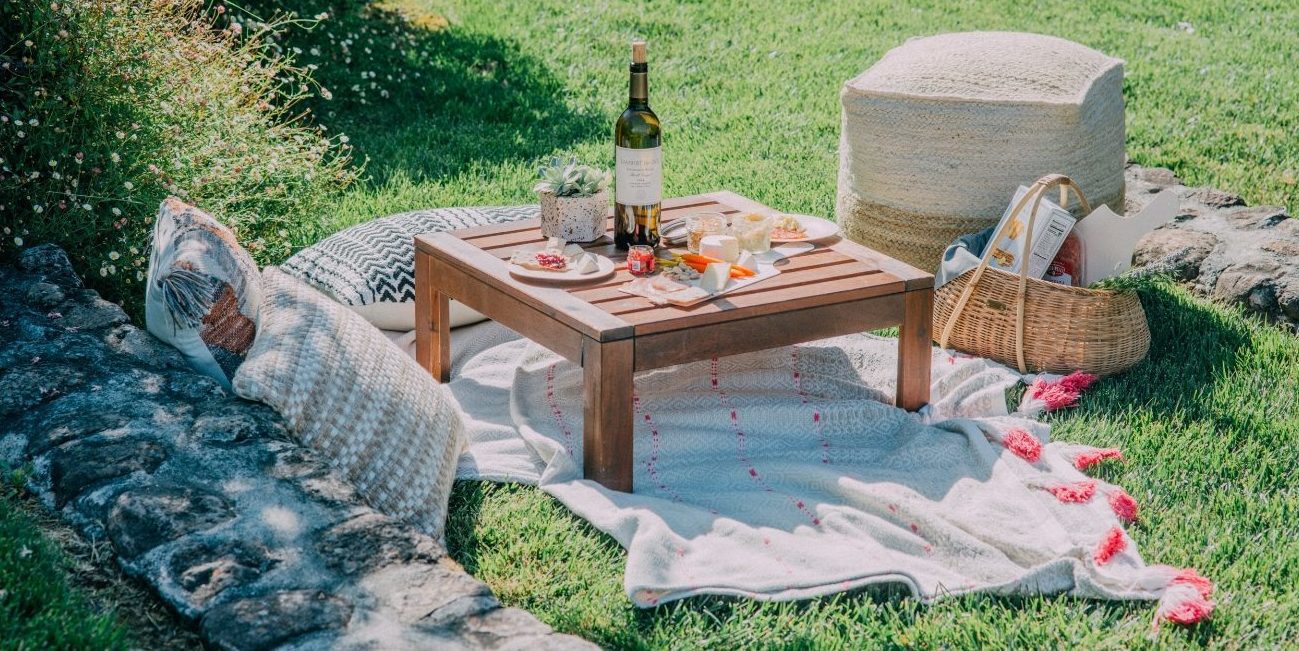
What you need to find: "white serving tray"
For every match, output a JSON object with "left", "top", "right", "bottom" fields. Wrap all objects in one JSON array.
[
  {"left": 617, "top": 243, "right": 814, "bottom": 307},
  {"left": 626, "top": 265, "right": 780, "bottom": 307}
]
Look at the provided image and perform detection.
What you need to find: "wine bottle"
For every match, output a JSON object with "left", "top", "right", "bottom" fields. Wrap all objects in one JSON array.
[{"left": 614, "top": 40, "right": 662, "bottom": 249}]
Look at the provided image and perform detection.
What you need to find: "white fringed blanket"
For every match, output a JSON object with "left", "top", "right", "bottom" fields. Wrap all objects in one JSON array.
[{"left": 422, "top": 323, "right": 1212, "bottom": 627}]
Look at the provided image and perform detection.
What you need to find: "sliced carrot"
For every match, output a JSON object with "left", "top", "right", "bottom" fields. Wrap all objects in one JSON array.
[
  {"left": 680, "top": 253, "right": 724, "bottom": 266},
  {"left": 677, "top": 253, "right": 755, "bottom": 278}
]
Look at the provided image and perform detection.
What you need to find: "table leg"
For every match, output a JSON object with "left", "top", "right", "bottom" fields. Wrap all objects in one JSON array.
[
  {"left": 582, "top": 337, "right": 634, "bottom": 492},
  {"left": 896, "top": 287, "right": 933, "bottom": 411},
  {"left": 415, "top": 251, "right": 451, "bottom": 383}
]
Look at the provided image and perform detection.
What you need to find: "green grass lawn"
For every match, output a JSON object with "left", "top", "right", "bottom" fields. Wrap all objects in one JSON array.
[
  {"left": 300, "top": 0, "right": 1298, "bottom": 235},
  {"left": 269, "top": 0, "right": 1299, "bottom": 648},
  {"left": 0, "top": 469, "right": 130, "bottom": 650}
]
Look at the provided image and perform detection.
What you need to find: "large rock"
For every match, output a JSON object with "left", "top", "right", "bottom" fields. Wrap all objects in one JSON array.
[
  {"left": 316, "top": 512, "right": 445, "bottom": 576},
  {"left": 0, "top": 247, "right": 597, "bottom": 651},
  {"left": 49, "top": 437, "right": 169, "bottom": 508},
  {"left": 1129, "top": 164, "right": 1299, "bottom": 331},
  {"left": 107, "top": 485, "right": 236, "bottom": 560},
  {"left": 166, "top": 538, "right": 280, "bottom": 611},
  {"left": 18, "top": 243, "right": 82, "bottom": 287},
  {"left": 1130, "top": 228, "right": 1217, "bottom": 282},
  {"left": 202, "top": 590, "right": 353, "bottom": 651}
]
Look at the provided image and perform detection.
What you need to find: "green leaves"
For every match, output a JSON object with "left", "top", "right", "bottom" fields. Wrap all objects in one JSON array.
[{"left": 533, "top": 155, "right": 609, "bottom": 197}]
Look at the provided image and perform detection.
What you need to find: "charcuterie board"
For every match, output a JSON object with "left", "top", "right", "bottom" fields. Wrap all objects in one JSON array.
[{"left": 619, "top": 263, "right": 780, "bottom": 306}]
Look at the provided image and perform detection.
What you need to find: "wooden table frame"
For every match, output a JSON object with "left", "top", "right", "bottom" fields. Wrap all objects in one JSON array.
[{"left": 415, "top": 191, "right": 933, "bottom": 492}]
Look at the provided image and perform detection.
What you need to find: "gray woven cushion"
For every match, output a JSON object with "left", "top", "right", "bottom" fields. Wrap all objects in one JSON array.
[{"left": 233, "top": 267, "right": 465, "bottom": 538}]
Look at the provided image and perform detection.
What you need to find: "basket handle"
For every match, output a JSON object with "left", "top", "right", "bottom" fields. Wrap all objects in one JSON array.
[{"left": 937, "top": 174, "right": 1092, "bottom": 373}]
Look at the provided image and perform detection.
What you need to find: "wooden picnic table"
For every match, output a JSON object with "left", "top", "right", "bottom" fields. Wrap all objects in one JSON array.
[{"left": 415, "top": 191, "right": 933, "bottom": 492}]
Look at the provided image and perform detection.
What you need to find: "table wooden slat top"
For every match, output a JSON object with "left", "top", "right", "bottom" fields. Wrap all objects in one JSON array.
[
  {"left": 415, "top": 191, "right": 931, "bottom": 341},
  {"left": 415, "top": 190, "right": 935, "bottom": 492}
]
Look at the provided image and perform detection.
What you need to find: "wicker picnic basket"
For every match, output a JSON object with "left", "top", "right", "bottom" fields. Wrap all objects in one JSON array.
[{"left": 934, "top": 174, "right": 1150, "bottom": 376}]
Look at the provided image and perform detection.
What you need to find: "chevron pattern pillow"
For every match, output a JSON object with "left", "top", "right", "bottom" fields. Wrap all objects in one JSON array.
[{"left": 282, "top": 205, "right": 537, "bottom": 330}]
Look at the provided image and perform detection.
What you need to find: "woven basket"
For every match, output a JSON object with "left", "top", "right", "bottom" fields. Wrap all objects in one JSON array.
[{"left": 934, "top": 174, "right": 1150, "bottom": 376}]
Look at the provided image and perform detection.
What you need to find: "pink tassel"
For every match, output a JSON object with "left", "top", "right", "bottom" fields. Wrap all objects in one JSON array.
[
  {"left": 1074, "top": 448, "right": 1124, "bottom": 471},
  {"left": 1153, "top": 569, "right": 1215, "bottom": 629},
  {"left": 1093, "top": 526, "right": 1127, "bottom": 565},
  {"left": 1171, "top": 568, "right": 1214, "bottom": 600},
  {"left": 1027, "top": 371, "right": 1098, "bottom": 412},
  {"left": 1108, "top": 488, "right": 1139, "bottom": 522},
  {"left": 1001, "top": 428, "right": 1042, "bottom": 463},
  {"left": 1158, "top": 589, "right": 1214, "bottom": 626},
  {"left": 1044, "top": 480, "right": 1097, "bottom": 503},
  {"left": 1059, "top": 370, "right": 1098, "bottom": 394}
]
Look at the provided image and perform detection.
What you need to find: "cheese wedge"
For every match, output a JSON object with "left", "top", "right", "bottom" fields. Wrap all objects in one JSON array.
[
  {"left": 735, "top": 250, "right": 759, "bottom": 274},
  {"left": 575, "top": 253, "right": 599, "bottom": 275},
  {"left": 699, "top": 262, "right": 730, "bottom": 293},
  {"left": 562, "top": 243, "right": 585, "bottom": 258},
  {"left": 700, "top": 234, "right": 739, "bottom": 262}
]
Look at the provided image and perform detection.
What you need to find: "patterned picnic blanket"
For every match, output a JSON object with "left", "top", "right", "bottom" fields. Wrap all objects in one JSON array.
[{"left": 416, "top": 323, "right": 1211, "bottom": 628}]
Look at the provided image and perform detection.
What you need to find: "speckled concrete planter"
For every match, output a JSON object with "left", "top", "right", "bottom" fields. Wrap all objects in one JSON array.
[{"left": 538, "top": 190, "right": 608, "bottom": 242}]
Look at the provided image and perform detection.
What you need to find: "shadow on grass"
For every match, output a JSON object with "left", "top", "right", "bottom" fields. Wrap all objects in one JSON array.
[
  {"left": 1070, "top": 276, "right": 1253, "bottom": 422},
  {"left": 444, "top": 480, "right": 489, "bottom": 575},
  {"left": 243, "top": 0, "right": 604, "bottom": 187}
]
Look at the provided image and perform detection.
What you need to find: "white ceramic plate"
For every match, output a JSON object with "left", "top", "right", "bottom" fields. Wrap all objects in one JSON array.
[
  {"left": 769, "top": 214, "right": 840, "bottom": 244},
  {"left": 508, "top": 250, "right": 616, "bottom": 284}
]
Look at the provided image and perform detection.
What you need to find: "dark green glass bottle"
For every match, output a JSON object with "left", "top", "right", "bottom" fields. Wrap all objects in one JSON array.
[{"left": 614, "top": 40, "right": 662, "bottom": 249}]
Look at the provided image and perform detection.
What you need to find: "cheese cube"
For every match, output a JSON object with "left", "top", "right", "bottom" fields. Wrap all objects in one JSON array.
[
  {"left": 575, "top": 253, "right": 599, "bottom": 275},
  {"left": 699, "top": 262, "right": 730, "bottom": 293},
  {"left": 735, "top": 250, "right": 759, "bottom": 273},
  {"left": 546, "top": 236, "right": 566, "bottom": 251},
  {"left": 562, "top": 243, "right": 585, "bottom": 258},
  {"left": 700, "top": 234, "right": 739, "bottom": 262}
]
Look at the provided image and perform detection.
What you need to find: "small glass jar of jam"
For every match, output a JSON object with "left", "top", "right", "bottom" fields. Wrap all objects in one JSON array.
[{"left": 627, "top": 245, "right": 656, "bottom": 277}]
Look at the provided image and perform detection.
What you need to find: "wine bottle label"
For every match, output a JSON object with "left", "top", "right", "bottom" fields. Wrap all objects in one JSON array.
[{"left": 615, "top": 146, "right": 662, "bottom": 206}]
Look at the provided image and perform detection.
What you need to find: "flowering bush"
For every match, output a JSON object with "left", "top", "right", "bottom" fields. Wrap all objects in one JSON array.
[
  {"left": 225, "top": 0, "right": 451, "bottom": 120},
  {"left": 0, "top": 0, "right": 357, "bottom": 309}
]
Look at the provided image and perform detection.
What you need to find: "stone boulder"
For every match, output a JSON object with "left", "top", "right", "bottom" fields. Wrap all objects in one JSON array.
[
  {"left": 0, "top": 247, "right": 595, "bottom": 651},
  {"left": 1127, "top": 164, "right": 1299, "bottom": 331}
]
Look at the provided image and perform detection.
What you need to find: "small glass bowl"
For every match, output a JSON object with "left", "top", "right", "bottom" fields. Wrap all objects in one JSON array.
[
  {"left": 684, "top": 211, "right": 728, "bottom": 254},
  {"left": 731, "top": 212, "right": 773, "bottom": 253}
]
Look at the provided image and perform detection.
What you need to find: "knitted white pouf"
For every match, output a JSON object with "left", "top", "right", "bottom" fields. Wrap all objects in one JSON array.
[{"left": 837, "top": 32, "right": 1126, "bottom": 271}]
